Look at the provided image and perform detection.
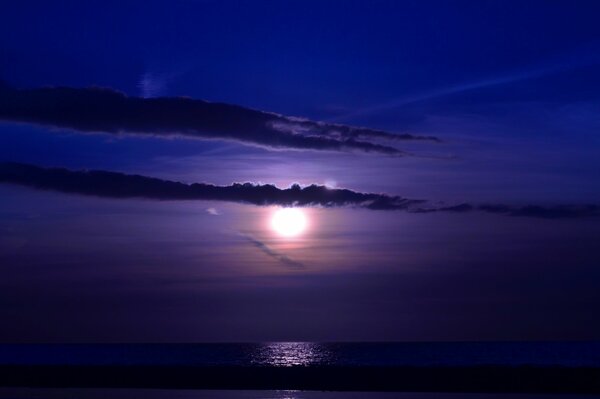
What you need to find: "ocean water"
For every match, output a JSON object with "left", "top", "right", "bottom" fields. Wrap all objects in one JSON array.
[
  {"left": 2, "top": 343, "right": 600, "bottom": 398},
  {"left": 1, "top": 342, "right": 600, "bottom": 367}
]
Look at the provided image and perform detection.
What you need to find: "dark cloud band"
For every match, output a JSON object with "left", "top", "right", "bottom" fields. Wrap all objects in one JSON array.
[
  {"left": 0, "top": 162, "right": 597, "bottom": 219},
  {"left": 0, "top": 162, "right": 420, "bottom": 209},
  {"left": 0, "top": 84, "right": 438, "bottom": 155}
]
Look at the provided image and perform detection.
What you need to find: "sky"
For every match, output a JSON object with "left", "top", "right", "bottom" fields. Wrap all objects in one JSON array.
[{"left": 0, "top": 0, "right": 599, "bottom": 342}]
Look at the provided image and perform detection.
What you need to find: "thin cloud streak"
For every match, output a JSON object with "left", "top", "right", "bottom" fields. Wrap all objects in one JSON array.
[
  {"left": 333, "top": 44, "right": 600, "bottom": 122},
  {"left": 240, "top": 233, "right": 304, "bottom": 269}
]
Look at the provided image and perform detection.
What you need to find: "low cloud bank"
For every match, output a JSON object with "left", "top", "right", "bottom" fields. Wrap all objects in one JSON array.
[{"left": 1, "top": 162, "right": 597, "bottom": 219}]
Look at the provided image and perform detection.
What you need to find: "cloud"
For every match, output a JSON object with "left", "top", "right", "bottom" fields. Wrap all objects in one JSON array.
[
  {"left": 0, "top": 162, "right": 597, "bottom": 219},
  {"left": 206, "top": 207, "right": 221, "bottom": 216},
  {"left": 413, "top": 203, "right": 600, "bottom": 219},
  {"left": 331, "top": 43, "right": 600, "bottom": 122},
  {"left": 0, "top": 162, "right": 421, "bottom": 209},
  {"left": 137, "top": 72, "right": 167, "bottom": 98},
  {"left": 277, "top": 116, "right": 440, "bottom": 143},
  {"left": 0, "top": 84, "right": 438, "bottom": 155},
  {"left": 240, "top": 233, "right": 304, "bottom": 269},
  {"left": 477, "top": 203, "right": 600, "bottom": 219}
]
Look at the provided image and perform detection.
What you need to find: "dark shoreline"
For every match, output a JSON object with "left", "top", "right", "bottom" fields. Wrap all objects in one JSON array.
[{"left": 1, "top": 365, "right": 599, "bottom": 394}]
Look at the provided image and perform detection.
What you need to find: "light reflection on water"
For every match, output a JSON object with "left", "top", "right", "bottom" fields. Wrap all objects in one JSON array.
[{"left": 250, "top": 342, "right": 333, "bottom": 367}]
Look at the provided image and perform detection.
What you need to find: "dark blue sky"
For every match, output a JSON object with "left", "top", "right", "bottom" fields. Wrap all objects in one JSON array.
[{"left": 0, "top": 0, "right": 599, "bottom": 342}]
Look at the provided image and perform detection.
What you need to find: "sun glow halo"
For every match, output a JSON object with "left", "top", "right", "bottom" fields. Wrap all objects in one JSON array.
[{"left": 271, "top": 208, "right": 307, "bottom": 237}]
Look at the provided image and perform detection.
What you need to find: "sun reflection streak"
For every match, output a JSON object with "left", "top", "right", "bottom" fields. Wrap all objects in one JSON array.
[{"left": 251, "top": 342, "right": 331, "bottom": 367}]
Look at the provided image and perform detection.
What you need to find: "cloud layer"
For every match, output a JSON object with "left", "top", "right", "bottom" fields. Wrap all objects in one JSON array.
[
  {"left": 0, "top": 84, "right": 438, "bottom": 155},
  {"left": 1, "top": 162, "right": 598, "bottom": 219}
]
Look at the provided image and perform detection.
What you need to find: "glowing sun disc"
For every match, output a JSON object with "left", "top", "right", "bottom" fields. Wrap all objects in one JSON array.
[{"left": 271, "top": 208, "right": 307, "bottom": 237}]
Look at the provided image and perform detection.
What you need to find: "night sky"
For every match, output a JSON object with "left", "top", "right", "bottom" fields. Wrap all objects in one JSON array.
[{"left": 1, "top": 0, "right": 599, "bottom": 342}]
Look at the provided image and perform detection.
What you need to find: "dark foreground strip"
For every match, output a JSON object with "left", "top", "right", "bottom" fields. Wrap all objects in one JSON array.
[{"left": 0, "top": 366, "right": 600, "bottom": 393}]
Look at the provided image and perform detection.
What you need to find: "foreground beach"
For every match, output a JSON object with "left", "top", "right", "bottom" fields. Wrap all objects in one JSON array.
[{"left": 0, "top": 388, "right": 598, "bottom": 399}]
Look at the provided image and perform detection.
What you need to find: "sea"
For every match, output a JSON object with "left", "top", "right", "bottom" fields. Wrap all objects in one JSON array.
[{"left": 0, "top": 342, "right": 599, "bottom": 399}]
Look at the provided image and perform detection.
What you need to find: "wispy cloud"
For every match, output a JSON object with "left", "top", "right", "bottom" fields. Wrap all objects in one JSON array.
[
  {"left": 333, "top": 42, "right": 600, "bottom": 122},
  {"left": 0, "top": 84, "right": 438, "bottom": 155},
  {"left": 239, "top": 233, "right": 304, "bottom": 269},
  {"left": 1, "top": 162, "right": 598, "bottom": 219},
  {"left": 137, "top": 72, "right": 168, "bottom": 98}
]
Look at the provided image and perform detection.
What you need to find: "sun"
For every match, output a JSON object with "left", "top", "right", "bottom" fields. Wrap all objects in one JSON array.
[{"left": 271, "top": 208, "right": 307, "bottom": 237}]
